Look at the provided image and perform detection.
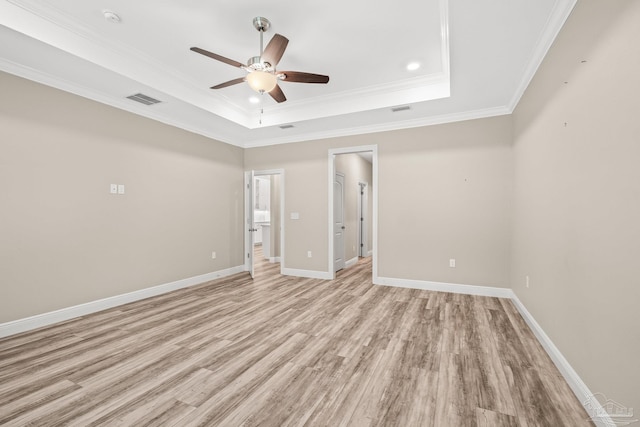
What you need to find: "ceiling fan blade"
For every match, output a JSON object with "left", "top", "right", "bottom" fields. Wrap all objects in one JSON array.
[
  {"left": 190, "top": 47, "right": 245, "bottom": 69},
  {"left": 269, "top": 84, "right": 287, "bottom": 103},
  {"left": 211, "top": 77, "right": 245, "bottom": 89},
  {"left": 261, "top": 34, "right": 289, "bottom": 67},
  {"left": 280, "top": 71, "right": 330, "bottom": 84}
]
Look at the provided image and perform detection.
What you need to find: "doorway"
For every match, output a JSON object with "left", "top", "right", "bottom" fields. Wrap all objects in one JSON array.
[
  {"left": 244, "top": 169, "right": 285, "bottom": 278},
  {"left": 328, "top": 146, "right": 378, "bottom": 281}
]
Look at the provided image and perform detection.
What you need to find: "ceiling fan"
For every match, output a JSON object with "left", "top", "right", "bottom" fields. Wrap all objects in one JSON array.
[{"left": 190, "top": 17, "right": 330, "bottom": 103}]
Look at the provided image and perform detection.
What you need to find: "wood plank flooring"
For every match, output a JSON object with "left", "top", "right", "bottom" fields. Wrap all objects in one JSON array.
[{"left": 0, "top": 248, "right": 592, "bottom": 426}]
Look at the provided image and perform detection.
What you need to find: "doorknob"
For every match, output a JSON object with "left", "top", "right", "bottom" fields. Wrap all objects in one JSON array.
[{"left": 341, "top": 226, "right": 346, "bottom": 229}]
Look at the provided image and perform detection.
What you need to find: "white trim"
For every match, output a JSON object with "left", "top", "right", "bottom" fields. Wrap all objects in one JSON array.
[
  {"left": 367, "top": 249, "right": 373, "bottom": 257},
  {"left": 507, "top": 0, "right": 577, "bottom": 111},
  {"left": 281, "top": 268, "right": 332, "bottom": 280},
  {"left": 245, "top": 106, "right": 510, "bottom": 148},
  {"left": 375, "top": 276, "right": 608, "bottom": 424},
  {"left": 375, "top": 276, "right": 512, "bottom": 299},
  {"left": 0, "top": 58, "right": 244, "bottom": 148},
  {"left": 509, "top": 292, "right": 614, "bottom": 427},
  {"left": 0, "top": 0, "right": 450, "bottom": 136},
  {"left": 345, "top": 257, "right": 358, "bottom": 268},
  {"left": 0, "top": 265, "right": 244, "bottom": 339}
]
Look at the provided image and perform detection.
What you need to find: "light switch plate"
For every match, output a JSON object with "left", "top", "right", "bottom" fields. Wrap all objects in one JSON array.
[
  {"left": 117, "top": 184, "right": 125, "bottom": 195},
  {"left": 110, "top": 184, "right": 118, "bottom": 194},
  {"left": 291, "top": 212, "right": 300, "bottom": 220}
]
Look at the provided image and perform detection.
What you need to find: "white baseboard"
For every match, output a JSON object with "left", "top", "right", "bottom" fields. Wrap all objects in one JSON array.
[
  {"left": 0, "top": 265, "right": 244, "bottom": 339},
  {"left": 367, "top": 250, "right": 373, "bottom": 257},
  {"left": 509, "top": 292, "right": 613, "bottom": 427},
  {"left": 375, "top": 276, "right": 512, "bottom": 299},
  {"left": 0, "top": 261, "right": 609, "bottom": 426},
  {"left": 281, "top": 268, "right": 332, "bottom": 280},
  {"left": 345, "top": 257, "right": 358, "bottom": 268},
  {"left": 269, "top": 257, "right": 281, "bottom": 263},
  {"left": 376, "top": 276, "right": 607, "bottom": 425}
]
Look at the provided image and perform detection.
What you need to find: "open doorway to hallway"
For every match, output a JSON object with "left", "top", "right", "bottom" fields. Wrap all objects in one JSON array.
[{"left": 329, "top": 146, "right": 378, "bottom": 280}]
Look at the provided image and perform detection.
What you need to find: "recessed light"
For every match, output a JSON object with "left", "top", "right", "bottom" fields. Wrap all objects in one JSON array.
[
  {"left": 406, "top": 62, "right": 420, "bottom": 71},
  {"left": 102, "top": 10, "right": 121, "bottom": 24},
  {"left": 249, "top": 96, "right": 260, "bottom": 104}
]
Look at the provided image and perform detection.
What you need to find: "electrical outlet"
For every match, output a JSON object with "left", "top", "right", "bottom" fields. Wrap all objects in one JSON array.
[
  {"left": 526, "top": 275, "right": 530, "bottom": 288},
  {"left": 307, "top": 251, "right": 312, "bottom": 258},
  {"left": 110, "top": 184, "right": 118, "bottom": 194},
  {"left": 449, "top": 259, "right": 456, "bottom": 268},
  {"left": 211, "top": 252, "right": 216, "bottom": 259}
]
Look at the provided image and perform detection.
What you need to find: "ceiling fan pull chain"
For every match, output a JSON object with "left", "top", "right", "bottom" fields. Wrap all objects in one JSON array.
[{"left": 259, "top": 93, "right": 264, "bottom": 125}]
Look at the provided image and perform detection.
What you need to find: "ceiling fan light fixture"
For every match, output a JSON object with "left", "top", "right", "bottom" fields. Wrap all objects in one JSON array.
[{"left": 246, "top": 71, "right": 277, "bottom": 93}]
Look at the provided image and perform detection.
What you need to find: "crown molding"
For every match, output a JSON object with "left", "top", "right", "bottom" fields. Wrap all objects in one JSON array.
[
  {"left": 507, "top": 0, "right": 577, "bottom": 111},
  {"left": 1, "top": 0, "right": 451, "bottom": 130},
  {"left": 0, "top": 57, "right": 243, "bottom": 147},
  {"left": 243, "top": 105, "right": 511, "bottom": 148}
]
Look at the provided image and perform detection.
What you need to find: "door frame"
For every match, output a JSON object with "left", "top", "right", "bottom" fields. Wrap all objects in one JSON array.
[
  {"left": 357, "top": 181, "right": 369, "bottom": 258},
  {"left": 327, "top": 145, "right": 378, "bottom": 281},
  {"left": 244, "top": 169, "right": 285, "bottom": 276},
  {"left": 333, "top": 172, "right": 346, "bottom": 272}
]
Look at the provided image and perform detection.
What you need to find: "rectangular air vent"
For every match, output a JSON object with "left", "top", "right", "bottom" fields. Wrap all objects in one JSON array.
[
  {"left": 391, "top": 105, "right": 411, "bottom": 113},
  {"left": 279, "top": 124, "right": 295, "bottom": 129},
  {"left": 126, "top": 93, "right": 161, "bottom": 105}
]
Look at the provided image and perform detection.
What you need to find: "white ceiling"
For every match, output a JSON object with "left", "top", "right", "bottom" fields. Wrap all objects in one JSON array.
[{"left": 0, "top": 0, "right": 576, "bottom": 148}]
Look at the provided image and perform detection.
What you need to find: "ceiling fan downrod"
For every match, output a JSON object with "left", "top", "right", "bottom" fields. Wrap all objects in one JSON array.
[{"left": 253, "top": 17, "right": 270, "bottom": 58}]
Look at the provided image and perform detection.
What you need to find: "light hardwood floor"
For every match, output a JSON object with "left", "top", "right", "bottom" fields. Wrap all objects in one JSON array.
[{"left": 0, "top": 248, "right": 592, "bottom": 426}]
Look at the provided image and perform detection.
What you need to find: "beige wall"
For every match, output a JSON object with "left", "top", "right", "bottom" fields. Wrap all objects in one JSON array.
[
  {"left": 512, "top": 0, "right": 640, "bottom": 414},
  {"left": 0, "top": 71, "right": 245, "bottom": 323},
  {"left": 245, "top": 115, "right": 513, "bottom": 287},
  {"left": 335, "top": 153, "right": 373, "bottom": 262}
]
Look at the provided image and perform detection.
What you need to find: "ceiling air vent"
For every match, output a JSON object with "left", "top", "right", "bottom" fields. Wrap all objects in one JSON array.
[
  {"left": 391, "top": 105, "right": 411, "bottom": 113},
  {"left": 126, "top": 93, "right": 161, "bottom": 106},
  {"left": 279, "top": 124, "right": 295, "bottom": 129}
]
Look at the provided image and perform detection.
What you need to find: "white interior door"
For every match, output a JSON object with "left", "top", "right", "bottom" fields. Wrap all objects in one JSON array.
[
  {"left": 334, "top": 172, "right": 345, "bottom": 271},
  {"left": 244, "top": 171, "right": 256, "bottom": 278}
]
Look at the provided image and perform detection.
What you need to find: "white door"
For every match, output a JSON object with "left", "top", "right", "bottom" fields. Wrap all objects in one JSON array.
[
  {"left": 334, "top": 172, "right": 345, "bottom": 271},
  {"left": 244, "top": 171, "right": 256, "bottom": 278}
]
